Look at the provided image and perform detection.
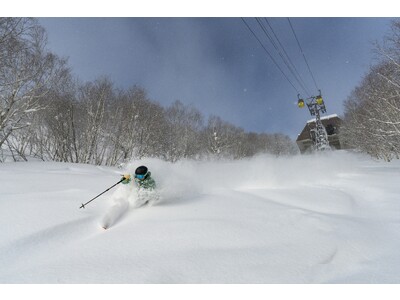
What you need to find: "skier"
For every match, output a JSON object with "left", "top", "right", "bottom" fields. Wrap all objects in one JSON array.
[
  {"left": 122, "top": 165, "right": 158, "bottom": 207},
  {"left": 122, "top": 165, "right": 156, "bottom": 190},
  {"left": 100, "top": 165, "right": 158, "bottom": 229}
]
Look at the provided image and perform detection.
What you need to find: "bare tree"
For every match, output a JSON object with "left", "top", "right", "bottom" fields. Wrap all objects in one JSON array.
[
  {"left": 203, "top": 115, "right": 245, "bottom": 159},
  {"left": 0, "top": 18, "right": 69, "bottom": 149},
  {"left": 106, "top": 86, "right": 168, "bottom": 164},
  {"left": 74, "top": 78, "right": 115, "bottom": 164},
  {"left": 342, "top": 20, "right": 400, "bottom": 161},
  {"left": 163, "top": 100, "right": 204, "bottom": 161},
  {"left": 342, "top": 63, "right": 400, "bottom": 160}
]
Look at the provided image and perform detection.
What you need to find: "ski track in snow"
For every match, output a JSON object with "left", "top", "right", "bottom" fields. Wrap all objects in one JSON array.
[{"left": 1, "top": 152, "right": 400, "bottom": 283}]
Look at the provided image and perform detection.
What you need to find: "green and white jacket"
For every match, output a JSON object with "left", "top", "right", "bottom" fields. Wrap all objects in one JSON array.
[{"left": 134, "top": 172, "right": 156, "bottom": 190}]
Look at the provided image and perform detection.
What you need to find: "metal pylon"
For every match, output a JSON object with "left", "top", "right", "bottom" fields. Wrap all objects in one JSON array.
[
  {"left": 312, "top": 104, "right": 330, "bottom": 151},
  {"left": 301, "top": 92, "right": 331, "bottom": 151}
]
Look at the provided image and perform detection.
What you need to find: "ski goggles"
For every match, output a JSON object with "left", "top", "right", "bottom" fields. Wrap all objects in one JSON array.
[{"left": 135, "top": 173, "right": 146, "bottom": 180}]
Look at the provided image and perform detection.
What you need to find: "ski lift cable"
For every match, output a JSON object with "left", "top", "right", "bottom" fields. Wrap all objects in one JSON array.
[
  {"left": 263, "top": 17, "right": 313, "bottom": 97},
  {"left": 241, "top": 17, "right": 300, "bottom": 94},
  {"left": 255, "top": 17, "right": 312, "bottom": 98},
  {"left": 287, "top": 18, "right": 320, "bottom": 92}
]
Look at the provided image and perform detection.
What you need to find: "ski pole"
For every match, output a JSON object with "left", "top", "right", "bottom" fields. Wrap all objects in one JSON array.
[{"left": 79, "top": 177, "right": 126, "bottom": 209}]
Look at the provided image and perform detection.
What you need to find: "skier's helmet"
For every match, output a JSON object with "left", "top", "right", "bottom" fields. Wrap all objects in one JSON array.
[{"left": 135, "top": 166, "right": 148, "bottom": 180}]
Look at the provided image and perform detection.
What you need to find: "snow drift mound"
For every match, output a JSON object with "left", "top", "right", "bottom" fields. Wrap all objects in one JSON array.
[{"left": 1, "top": 150, "right": 399, "bottom": 283}]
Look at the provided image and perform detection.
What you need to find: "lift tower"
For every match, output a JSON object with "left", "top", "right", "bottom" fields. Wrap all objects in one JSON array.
[{"left": 297, "top": 91, "right": 330, "bottom": 151}]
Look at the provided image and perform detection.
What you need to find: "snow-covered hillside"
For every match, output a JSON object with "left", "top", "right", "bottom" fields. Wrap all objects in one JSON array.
[{"left": 0, "top": 151, "right": 399, "bottom": 284}]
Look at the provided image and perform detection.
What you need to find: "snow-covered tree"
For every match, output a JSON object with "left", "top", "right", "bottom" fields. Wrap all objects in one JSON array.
[
  {"left": 203, "top": 115, "right": 245, "bottom": 159},
  {"left": 0, "top": 18, "right": 68, "bottom": 149},
  {"left": 342, "top": 20, "right": 400, "bottom": 161},
  {"left": 163, "top": 100, "right": 204, "bottom": 162}
]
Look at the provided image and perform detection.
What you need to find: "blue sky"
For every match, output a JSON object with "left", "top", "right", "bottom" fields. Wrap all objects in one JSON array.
[{"left": 38, "top": 17, "right": 393, "bottom": 139}]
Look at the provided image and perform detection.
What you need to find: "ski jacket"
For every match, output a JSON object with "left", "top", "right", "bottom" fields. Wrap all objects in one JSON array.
[{"left": 134, "top": 172, "right": 156, "bottom": 190}]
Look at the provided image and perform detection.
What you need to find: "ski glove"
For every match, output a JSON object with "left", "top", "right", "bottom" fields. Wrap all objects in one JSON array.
[{"left": 121, "top": 174, "right": 131, "bottom": 184}]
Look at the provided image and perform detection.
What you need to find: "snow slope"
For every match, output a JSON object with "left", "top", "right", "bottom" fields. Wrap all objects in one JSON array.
[{"left": 0, "top": 151, "right": 399, "bottom": 284}]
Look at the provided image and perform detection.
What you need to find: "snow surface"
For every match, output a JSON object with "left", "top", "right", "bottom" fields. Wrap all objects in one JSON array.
[
  {"left": 0, "top": 151, "right": 400, "bottom": 284},
  {"left": 307, "top": 113, "right": 339, "bottom": 123}
]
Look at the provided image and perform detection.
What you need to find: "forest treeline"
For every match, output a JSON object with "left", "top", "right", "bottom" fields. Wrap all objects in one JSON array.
[
  {"left": 341, "top": 20, "right": 400, "bottom": 161},
  {"left": 0, "top": 18, "right": 297, "bottom": 165},
  {"left": 2, "top": 18, "right": 400, "bottom": 164}
]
